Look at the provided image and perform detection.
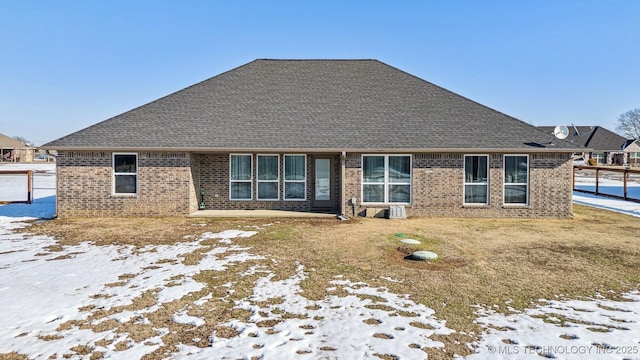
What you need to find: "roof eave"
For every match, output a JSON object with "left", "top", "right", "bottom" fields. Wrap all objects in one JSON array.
[{"left": 41, "top": 146, "right": 584, "bottom": 153}]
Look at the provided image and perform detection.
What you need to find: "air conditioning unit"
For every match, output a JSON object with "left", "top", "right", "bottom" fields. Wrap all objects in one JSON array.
[{"left": 388, "top": 205, "right": 406, "bottom": 219}]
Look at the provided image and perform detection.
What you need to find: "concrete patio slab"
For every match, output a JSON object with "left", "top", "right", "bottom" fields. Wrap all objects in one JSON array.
[{"left": 188, "top": 210, "right": 338, "bottom": 218}]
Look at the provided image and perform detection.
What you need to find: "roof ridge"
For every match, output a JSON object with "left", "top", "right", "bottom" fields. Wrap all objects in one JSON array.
[{"left": 255, "top": 58, "right": 379, "bottom": 62}]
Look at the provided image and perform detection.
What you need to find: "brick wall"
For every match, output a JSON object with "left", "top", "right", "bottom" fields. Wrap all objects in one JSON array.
[
  {"left": 344, "top": 152, "right": 573, "bottom": 218},
  {"left": 56, "top": 151, "right": 572, "bottom": 218},
  {"left": 192, "top": 153, "right": 340, "bottom": 211},
  {"left": 56, "top": 151, "right": 196, "bottom": 217}
]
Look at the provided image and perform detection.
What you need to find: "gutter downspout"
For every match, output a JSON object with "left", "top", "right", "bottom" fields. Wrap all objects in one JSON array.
[{"left": 340, "top": 151, "right": 346, "bottom": 218}]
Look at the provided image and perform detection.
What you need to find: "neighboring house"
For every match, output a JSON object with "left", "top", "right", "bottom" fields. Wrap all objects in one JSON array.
[
  {"left": 43, "top": 59, "right": 583, "bottom": 218},
  {"left": 625, "top": 140, "right": 640, "bottom": 166},
  {"left": 538, "top": 126, "right": 637, "bottom": 165},
  {"left": 0, "top": 132, "right": 34, "bottom": 162}
]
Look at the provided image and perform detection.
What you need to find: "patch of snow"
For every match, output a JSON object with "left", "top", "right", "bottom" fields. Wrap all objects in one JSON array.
[
  {"left": 202, "top": 229, "right": 259, "bottom": 240},
  {"left": 182, "top": 266, "right": 455, "bottom": 359},
  {"left": 194, "top": 293, "right": 213, "bottom": 306},
  {"left": 573, "top": 192, "right": 640, "bottom": 217},
  {"left": 172, "top": 311, "right": 205, "bottom": 327},
  {"left": 468, "top": 292, "right": 640, "bottom": 359}
]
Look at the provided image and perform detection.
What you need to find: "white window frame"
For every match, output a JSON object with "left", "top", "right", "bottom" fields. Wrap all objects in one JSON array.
[
  {"left": 592, "top": 152, "right": 605, "bottom": 164},
  {"left": 361, "top": 154, "right": 412, "bottom": 204},
  {"left": 229, "top": 154, "right": 253, "bottom": 201},
  {"left": 283, "top": 154, "right": 307, "bottom": 201},
  {"left": 463, "top": 154, "right": 489, "bottom": 205},
  {"left": 112, "top": 152, "right": 138, "bottom": 196},
  {"left": 503, "top": 154, "right": 529, "bottom": 206},
  {"left": 257, "top": 154, "right": 280, "bottom": 201}
]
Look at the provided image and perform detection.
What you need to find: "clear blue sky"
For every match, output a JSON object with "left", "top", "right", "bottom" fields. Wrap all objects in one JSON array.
[{"left": 1, "top": 0, "right": 638, "bottom": 145}]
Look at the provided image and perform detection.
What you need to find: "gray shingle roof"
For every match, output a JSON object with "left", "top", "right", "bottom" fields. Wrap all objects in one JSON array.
[
  {"left": 44, "top": 59, "right": 582, "bottom": 152},
  {"left": 538, "top": 126, "right": 630, "bottom": 151}
]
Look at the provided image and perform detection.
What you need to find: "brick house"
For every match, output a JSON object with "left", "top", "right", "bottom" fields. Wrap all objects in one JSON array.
[
  {"left": 625, "top": 140, "right": 640, "bottom": 166},
  {"left": 0, "top": 132, "right": 35, "bottom": 162},
  {"left": 539, "top": 125, "right": 640, "bottom": 166},
  {"left": 43, "top": 59, "right": 582, "bottom": 218}
]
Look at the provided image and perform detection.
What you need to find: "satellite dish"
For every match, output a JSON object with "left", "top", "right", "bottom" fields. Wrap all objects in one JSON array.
[{"left": 553, "top": 125, "right": 569, "bottom": 140}]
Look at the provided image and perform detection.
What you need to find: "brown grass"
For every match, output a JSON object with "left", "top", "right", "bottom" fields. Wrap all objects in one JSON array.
[
  {"left": 23, "top": 217, "right": 247, "bottom": 247},
  {"left": 0, "top": 353, "right": 28, "bottom": 360},
  {"left": 11, "top": 204, "right": 640, "bottom": 359}
]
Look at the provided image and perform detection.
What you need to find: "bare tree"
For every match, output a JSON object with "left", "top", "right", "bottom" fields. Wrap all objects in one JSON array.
[
  {"left": 616, "top": 108, "right": 640, "bottom": 140},
  {"left": 12, "top": 136, "right": 32, "bottom": 146}
]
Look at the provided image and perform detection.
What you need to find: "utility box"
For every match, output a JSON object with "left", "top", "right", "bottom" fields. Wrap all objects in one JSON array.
[
  {"left": 388, "top": 205, "right": 406, "bottom": 219},
  {"left": 364, "top": 208, "right": 386, "bottom": 218}
]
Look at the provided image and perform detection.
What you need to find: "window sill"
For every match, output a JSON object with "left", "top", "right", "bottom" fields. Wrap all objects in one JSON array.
[
  {"left": 502, "top": 204, "right": 530, "bottom": 209},
  {"left": 361, "top": 203, "right": 411, "bottom": 206},
  {"left": 111, "top": 193, "right": 137, "bottom": 198},
  {"left": 462, "top": 204, "right": 490, "bottom": 208}
]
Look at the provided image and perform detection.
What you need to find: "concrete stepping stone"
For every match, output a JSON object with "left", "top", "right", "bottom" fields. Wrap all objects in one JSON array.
[
  {"left": 400, "top": 239, "right": 421, "bottom": 245},
  {"left": 409, "top": 251, "right": 438, "bottom": 261}
]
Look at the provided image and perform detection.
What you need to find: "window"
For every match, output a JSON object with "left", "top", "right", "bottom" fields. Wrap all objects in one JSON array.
[
  {"left": 230, "top": 154, "right": 252, "bottom": 200},
  {"left": 630, "top": 152, "right": 640, "bottom": 159},
  {"left": 113, "top": 153, "right": 137, "bottom": 195},
  {"left": 464, "top": 155, "right": 489, "bottom": 204},
  {"left": 504, "top": 155, "right": 528, "bottom": 205},
  {"left": 284, "top": 155, "right": 306, "bottom": 200},
  {"left": 362, "top": 155, "right": 411, "bottom": 203},
  {"left": 257, "top": 155, "right": 279, "bottom": 200},
  {"left": 592, "top": 152, "right": 605, "bottom": 164}
]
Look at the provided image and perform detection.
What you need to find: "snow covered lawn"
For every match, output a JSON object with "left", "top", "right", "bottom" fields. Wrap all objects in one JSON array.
[
  {"left": 1, "top": 163, "right": 640, "bottom": 359},
  {"left": 469, "top": 293, "right": 640, "bottom": 359},
  {"left": 0, "top": 218, "right": 455, "bottom": 359},
  {"left": 2, "top": 216, "right": 640, "bottom": 359}
]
